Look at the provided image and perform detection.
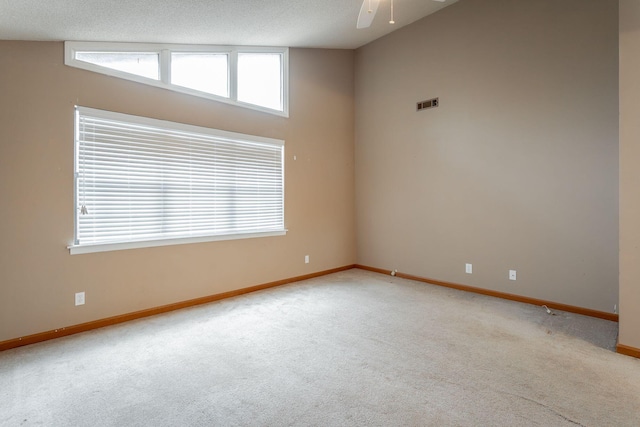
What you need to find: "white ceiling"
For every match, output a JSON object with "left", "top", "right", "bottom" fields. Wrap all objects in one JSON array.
[{"left": 0, "top": 0, "right": 458, "bottom": 49}]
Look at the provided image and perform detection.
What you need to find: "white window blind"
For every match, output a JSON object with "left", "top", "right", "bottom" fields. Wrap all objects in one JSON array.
[{"left": 72, "top": 106, "right": 285, "bottom": 254}]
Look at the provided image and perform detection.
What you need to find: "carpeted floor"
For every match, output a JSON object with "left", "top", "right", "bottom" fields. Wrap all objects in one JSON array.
[{"left": 1, "top": 269, "right": 639, "bottom": 426}]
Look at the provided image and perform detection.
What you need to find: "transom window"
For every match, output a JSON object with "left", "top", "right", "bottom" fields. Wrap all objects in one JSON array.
[
  {"left": 70, "top": 106, "right": 286, "bottom": 255},
  {"left": 65, "top": 42, "right": 288, "bottom": 117}
]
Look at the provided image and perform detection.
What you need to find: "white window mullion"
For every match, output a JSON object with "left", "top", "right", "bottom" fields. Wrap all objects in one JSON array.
[
  {"left": 229, "top": 50, "right": 238, "bottom": 102},
  {"left": 160, "top": 49, "right": 171, "bottom": 85}
]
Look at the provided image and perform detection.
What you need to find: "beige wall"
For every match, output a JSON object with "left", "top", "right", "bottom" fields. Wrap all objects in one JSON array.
[
  {"left": 619, "top": 0, "right": 640, "bottom": 349},
  {"left": 0, "top": 42, "right": 356, "bottom": 342},
  {"left": 355, "top": 0, "right": 619, "bottom": 312}
]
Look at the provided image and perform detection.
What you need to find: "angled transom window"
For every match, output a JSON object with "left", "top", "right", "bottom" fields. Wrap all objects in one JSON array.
[
  {"left": 70, "top": 106, "right": 285, "bottom": 255},
  {"left": 65, "top": 42, "right": 289, "bottom": 117}
]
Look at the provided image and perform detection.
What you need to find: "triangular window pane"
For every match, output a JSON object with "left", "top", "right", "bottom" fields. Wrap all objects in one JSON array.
[{"left": 75, "top": 52, "right": 160, "bottom": 80}]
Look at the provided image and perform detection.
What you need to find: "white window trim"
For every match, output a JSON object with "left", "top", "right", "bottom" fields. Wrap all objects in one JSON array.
[
  {"left": 69, "top": 230, "right": 287, "bottom": 255},
  {"left": 69, "top": 106, "right": 287, "bottom": 255},
  {"left": 64, "top": 41, "right": 289, "bottom": 117}
]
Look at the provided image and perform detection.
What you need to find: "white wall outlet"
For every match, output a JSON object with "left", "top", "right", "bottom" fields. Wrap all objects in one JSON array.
[
  {"left": 509, "top": 270, "right": 517, "bottom": 281},
  {"left": 465, "top": 263, "right": 473, "bottom": 274},
  {"left": 304, "top": 255, "right": 309, "bottom": 264},
  {"left": 75, "top": 292, "right": 85, "bottom": 306}
]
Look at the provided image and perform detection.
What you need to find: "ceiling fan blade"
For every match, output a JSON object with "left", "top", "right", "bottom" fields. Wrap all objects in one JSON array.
[{"left": 357, "top": 0, "right": 380, "bottom": 29}]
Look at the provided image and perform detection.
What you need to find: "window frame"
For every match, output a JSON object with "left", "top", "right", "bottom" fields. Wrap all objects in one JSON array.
[
  {"left": 69, "top": 106, "right": 287, "bottom": 255},
  {"left": 64, "top": 41, "right": 289, "bottom": 117}
]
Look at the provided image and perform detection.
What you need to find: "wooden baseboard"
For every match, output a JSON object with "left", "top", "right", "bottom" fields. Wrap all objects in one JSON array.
[
  {"left": 617, "top": 343, "right": 640, "bottom": 359},
  {"left": 355, "top": 264, "right": 619, "bottom": 322},
  {"left": 0, "top": 264, "right": 356, "bottom": 352}
]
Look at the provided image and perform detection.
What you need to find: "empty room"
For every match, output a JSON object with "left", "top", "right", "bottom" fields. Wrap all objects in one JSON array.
[{"left": 1, "top": 0, "right": 640, "bottom": 425}]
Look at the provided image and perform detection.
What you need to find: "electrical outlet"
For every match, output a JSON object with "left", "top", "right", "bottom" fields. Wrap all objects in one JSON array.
[
  {"left": 304, "top": 255, "right": 309, "bottom": 264},
  {"left": 465, "top": 263, "right": 473, "bottom": 274},
  {"left": 509, "top": 270, "right": 517, "bottom": 281},
  {"left": 75, "top": 292, "right": 85, "bottom": 306}
]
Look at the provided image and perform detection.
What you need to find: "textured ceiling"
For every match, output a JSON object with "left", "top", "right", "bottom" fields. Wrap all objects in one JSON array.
[{"left": 0, "top": 0, "right": 458, "bottom": 49}]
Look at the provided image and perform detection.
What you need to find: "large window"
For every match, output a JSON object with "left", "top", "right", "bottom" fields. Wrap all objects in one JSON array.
[
  {"left": 65, "top": 42, "right": 288, "bottom": 116},
  {"left": 70, "top": 107, "right": 285, "bottom": 255}
]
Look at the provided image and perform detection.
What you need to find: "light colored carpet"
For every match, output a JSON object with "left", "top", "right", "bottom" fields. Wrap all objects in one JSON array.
[{"left": 1, "top": 269, "right": 639, "bottom": 426}]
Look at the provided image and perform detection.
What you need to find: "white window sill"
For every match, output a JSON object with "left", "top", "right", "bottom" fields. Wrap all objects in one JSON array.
[{"left": 68, "top": 229, "right": 287, "bottom": 255}]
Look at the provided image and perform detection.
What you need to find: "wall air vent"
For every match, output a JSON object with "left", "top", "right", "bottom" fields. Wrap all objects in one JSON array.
[{"left": 417, "top": 97, "right": 439, "bottom": 111}]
